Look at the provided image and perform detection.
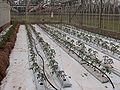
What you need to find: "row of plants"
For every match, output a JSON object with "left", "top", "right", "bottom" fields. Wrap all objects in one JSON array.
[
  {"left": 52, "top": 24, "right": 120, "bottom": 56},
  {"left": 30, "top": 25, "right": 61, "bottom": 76},
  {"left": 0, "top": 23, "right": 10, "bottom": 33},
  {"left": 40, "top": 24, "right": 115, "bottom": 88},
  {"left": 26, "top": 25, "right": 46, "bottom": 87},
  {"left": 0, "top": 25, "right": 12, "bottom": 39},
  {"left": 61, "top": 24, "right": 120, "bottom": 43},
  {"left": 0, "top": 23, "right": 18, "bottom": 49},
  {"left": 26, "top": 25, "right": 60, "bottom": 90},
  {"left": 0, "top": 23, "right": 19, "bottom": 83},
  {"left": 30, "top": 25, "right": 72, "bottom": 88},
  {"left": 44, "top": 25, "right": 114, "bottom": 75}
]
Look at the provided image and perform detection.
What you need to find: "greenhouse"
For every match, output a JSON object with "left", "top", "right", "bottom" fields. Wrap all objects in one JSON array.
[{"left": 0, "top": 0, "right": 120, "bottom": 90}]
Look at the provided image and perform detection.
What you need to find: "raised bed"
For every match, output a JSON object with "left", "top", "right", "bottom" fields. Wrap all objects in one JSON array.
[{"left": 39, "top": 25, "right": 115, "bottom": 88}]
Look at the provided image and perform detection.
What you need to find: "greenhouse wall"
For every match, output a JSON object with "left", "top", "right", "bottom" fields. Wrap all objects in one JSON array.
[{"left": 0, "top": 0, "right": 10, "bottom": 28}]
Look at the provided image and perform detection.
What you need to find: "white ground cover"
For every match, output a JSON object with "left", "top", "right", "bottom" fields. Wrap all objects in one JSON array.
[
  {"left": 53, "top": 24, "right": 120, "bottom": 55},
  {"left": 45, "top": 24, "right": 120, "bottom": 89},
  {"left": 34, "top": 25, "right": 119, "bottom": 90},
  {"left": 46, "top": 25, "right": 120, "bottom": 72},
  {"left": 0, "top": 25, "right": 120, "bottom": 90},
  {"left": 0, "top": 25, "right": 36, "bottom": 90},
  {"left": 63, "top": 24, "right": 120, "bottom": 45}
]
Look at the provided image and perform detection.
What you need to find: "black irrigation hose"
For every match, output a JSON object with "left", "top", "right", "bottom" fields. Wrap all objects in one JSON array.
[
  {"left": 39, "top": 25, "right": 115, "bottom": 89},
  {"left": 30, "top": 28, "right": 58, "bottom": 90},
  {"left": 26, "top": 25, "right": 58, "bottom": 90},
  {"left": 73, "top": 51, "right": 115, "bottom": 89}
]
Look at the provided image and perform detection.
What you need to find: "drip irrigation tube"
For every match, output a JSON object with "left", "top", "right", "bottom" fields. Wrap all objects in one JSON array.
[
  {"left": 31, "top": 30, "right": 58, "bottom": 90},
  {"left": 39, "top": 25, "right": 115, "bottom": 89}
]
